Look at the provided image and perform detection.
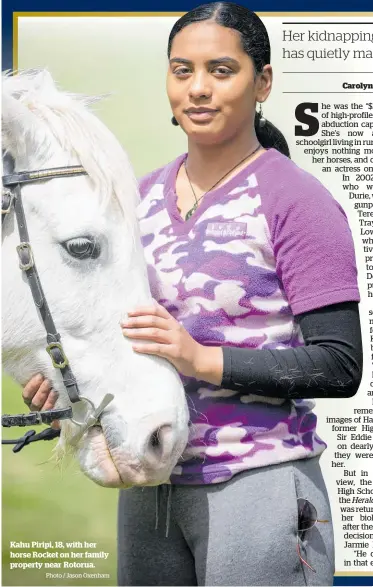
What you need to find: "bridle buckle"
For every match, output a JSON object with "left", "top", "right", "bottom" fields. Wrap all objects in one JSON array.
[
  {"left": 16, "top": 242, "right": 35, "bottom": 271},
  {"left": 2, "top": 188, "right": 14, "bottom": 214},
  {"left": 46, "top": 342, "right": 69, "bottom": 369}
]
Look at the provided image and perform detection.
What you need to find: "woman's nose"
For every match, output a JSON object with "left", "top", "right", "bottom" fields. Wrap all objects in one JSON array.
[{"left": 188, "top": 72, "right": 212, "bottom": 100}]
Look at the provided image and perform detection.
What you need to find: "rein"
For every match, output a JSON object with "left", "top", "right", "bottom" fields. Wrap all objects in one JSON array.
[{"left": 2, "top": 158, "right": 114, "bottom": 452}]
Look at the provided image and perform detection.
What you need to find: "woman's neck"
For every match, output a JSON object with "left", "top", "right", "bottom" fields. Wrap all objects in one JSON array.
[{"left": 185, "top": 131, "right": 262, "bottom": 192}]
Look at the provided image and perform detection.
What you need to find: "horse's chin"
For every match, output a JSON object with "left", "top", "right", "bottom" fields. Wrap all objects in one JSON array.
[{"left": 73, "top": 426, "right": 173, "bottom": 488}]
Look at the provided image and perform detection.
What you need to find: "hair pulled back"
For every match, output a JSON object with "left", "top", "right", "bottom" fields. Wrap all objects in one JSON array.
[{"left": 167, "top": 2, "right": 290, "bottom": 157}]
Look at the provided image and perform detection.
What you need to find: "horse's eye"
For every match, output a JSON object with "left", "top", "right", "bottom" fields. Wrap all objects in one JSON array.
[{"left": 62, "top": 237, "right": 100, "bottom": 260}]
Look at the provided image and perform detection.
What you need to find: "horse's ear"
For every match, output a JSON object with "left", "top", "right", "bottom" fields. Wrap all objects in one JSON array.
[
  {"left": 1, "top": 90, "right": 52, "bottom": 166},
  {"left": 30, "top": 69, "right": 58, "bottom": 94}
]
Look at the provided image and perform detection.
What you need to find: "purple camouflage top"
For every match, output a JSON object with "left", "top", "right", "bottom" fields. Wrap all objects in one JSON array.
[{"left": 137, "top": 148, "right": 360, "bottom": 485}]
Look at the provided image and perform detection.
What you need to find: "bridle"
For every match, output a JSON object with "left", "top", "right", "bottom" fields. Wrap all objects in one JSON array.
[{"left": 2, "top": 154, "right": 114, "bottom": 452}]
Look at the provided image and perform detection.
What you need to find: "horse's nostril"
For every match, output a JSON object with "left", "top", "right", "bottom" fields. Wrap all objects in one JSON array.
[
  {"left": 150, "top": 431, "right": 161, "bottom": 449},
  {"left": 144, "top": 424, "right": 174, "bottom": 464}
]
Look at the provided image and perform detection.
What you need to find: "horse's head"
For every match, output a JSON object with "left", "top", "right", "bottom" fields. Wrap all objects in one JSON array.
[{"left": 2, "top": 70, "right": 189, "bottom": 487}]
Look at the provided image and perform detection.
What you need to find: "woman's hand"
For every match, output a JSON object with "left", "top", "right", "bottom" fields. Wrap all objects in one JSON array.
[
  {"left": 22, "top": 374, "right": 60, "bottom": 429},
  {"left": 120, "top": 301, "right": 223, "bottom": 385}
]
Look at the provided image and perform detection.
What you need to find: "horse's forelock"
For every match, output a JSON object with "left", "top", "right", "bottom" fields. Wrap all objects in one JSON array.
[{"left": 2, "top": 69, "right": 140, "bottom": 224}]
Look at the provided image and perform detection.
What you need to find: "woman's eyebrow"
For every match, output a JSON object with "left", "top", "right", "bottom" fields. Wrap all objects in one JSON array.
[
  {"left": 169, "top": 56, "right": 240, "bottom": 66},
  {"left": 208, "top": 57, "right": 240, "bottom": 66},
  {"left": 169, "top": 57, "right": 192, "bottom": 65}
]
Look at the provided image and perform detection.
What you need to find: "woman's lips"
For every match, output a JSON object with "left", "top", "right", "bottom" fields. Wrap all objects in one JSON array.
[{"left": 185, "top": 109, "right": 219, "bottom": 122}]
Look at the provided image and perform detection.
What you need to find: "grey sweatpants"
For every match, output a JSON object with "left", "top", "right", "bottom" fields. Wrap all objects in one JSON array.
[{"left": 117, "top": 456, "right": 335, "bottom": 586}]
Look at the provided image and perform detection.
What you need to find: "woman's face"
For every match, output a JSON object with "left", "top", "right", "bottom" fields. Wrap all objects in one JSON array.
[{"left": 166, "top": 21, "right": 272, "bottom": 145}]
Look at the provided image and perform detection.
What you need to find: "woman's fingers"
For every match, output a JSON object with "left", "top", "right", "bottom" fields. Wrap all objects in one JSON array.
[
  {"left": 122, "top": 315, "right": 170, "bottom": 329},
  {"left": 22, "top": 374, "right": 44, "bottom": 406},
  {"left": 28, "top": 378, "right": 54, "bottom": 411},
  {"left": 122, "top": 327, "right": 173, "bottom": 344},
  {"left": 22, "top": 374, "right": 60, "bottom": 429},
  {"left": 127, "top": 302, "right": 173, "bottom": 321},
  {"left": 42, "top": 390, "right": 59, "bottom": 411},
  {"left": 22, "top": 375, "right": 57, "bottom": 411}
]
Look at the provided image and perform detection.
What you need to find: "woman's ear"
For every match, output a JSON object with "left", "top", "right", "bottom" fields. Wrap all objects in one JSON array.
[{"left": 255, "top": 64, "right": 272, "bottom": 104}]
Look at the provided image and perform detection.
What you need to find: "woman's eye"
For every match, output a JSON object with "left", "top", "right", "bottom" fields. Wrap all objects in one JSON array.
[
  {"left": 213, "top": 67, "right": 233, "bottom": 76},
  {"left": 61, "top": 237, "right": 101, "bottom": 260},
  {"left": 173, "top": 67, "right": 191, "bottom": 76}
]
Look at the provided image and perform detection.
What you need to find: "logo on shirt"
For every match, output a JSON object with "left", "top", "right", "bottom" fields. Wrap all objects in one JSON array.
[{"left": 206, "top": 222, "right": 247, "bottom": 238}]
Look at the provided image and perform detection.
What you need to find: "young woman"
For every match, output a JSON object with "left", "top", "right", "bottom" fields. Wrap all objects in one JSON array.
[{"left": 22, "top": 3, "right": 362, "bottom": 585}]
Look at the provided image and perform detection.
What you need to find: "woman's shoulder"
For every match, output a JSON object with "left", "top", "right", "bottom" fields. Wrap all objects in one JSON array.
[
  {"left": 259, "top": 149, "right": 349, "bottom": 240},
  {"left": 138, "top": 153, "right": 186, "bottom": 200},
  {"left": 259, "top": 148, "right": 341, "bottom": 212},
  {"left": 264, "top": 149, "right": 333, "bottom": 197}
]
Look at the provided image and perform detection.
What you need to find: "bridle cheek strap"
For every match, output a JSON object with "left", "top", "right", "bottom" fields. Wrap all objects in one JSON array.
[{"left": 7, "top": 176, "right": 83, "bottom": 404}]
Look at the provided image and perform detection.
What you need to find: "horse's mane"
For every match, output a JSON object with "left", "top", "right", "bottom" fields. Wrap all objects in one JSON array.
[{"left": 2, "top": 69, "right": 140, "bottom": 219}]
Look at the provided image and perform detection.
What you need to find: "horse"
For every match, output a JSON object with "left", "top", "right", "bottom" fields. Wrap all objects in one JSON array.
[{"left": 2, "top": 69, "right": 189, "bottom": 488}]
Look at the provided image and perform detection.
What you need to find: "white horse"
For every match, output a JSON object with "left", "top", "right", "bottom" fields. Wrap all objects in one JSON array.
[{"left": 2, "top": 69, "right": 189, "bottom": 487}]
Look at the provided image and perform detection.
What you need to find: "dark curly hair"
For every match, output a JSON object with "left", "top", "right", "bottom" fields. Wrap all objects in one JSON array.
[{"left": 167, "top": 2, "right": 290, "bottom": 157}]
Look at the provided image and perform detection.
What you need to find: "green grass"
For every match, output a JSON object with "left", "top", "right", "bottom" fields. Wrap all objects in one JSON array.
[{"left": 2, "top": 376, "right": 117, "bottom": 586}]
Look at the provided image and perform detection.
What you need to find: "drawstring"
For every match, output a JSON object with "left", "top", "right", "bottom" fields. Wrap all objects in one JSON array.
[
  {"left": 165, "top": 484, "right": 173, "bottom": 538},
  {"left": 155, "top": 485, "right": 160, "bottom": 530},
  {"left": 154, "top": 484, "right": 173, "bottom": 537}
]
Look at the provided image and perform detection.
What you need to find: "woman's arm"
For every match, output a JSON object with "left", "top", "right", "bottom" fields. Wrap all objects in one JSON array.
[
  {"left": 200, "top": 301, "right": 363, "bottom": 398},
  {"left": 121, "top": 299, "right": 363, "bottom": 399}
]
